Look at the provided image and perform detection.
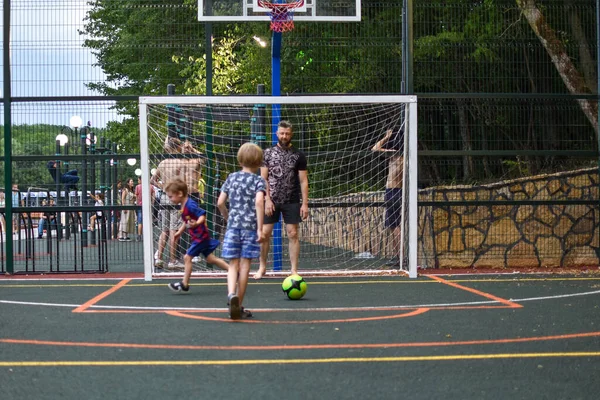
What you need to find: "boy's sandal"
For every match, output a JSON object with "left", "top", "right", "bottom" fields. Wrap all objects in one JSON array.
[{"left": 240, "top": 307, "right": 253, "bottom": 319}]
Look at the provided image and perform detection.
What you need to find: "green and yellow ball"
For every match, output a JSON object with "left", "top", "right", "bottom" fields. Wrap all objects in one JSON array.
[{"left": 282, "top": 274, "right": 307, "bottom": 300}]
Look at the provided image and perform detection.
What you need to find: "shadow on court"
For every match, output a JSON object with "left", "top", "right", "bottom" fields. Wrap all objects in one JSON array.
[{"left": 1, "top": 273, "right": 600, "bottom": 399}]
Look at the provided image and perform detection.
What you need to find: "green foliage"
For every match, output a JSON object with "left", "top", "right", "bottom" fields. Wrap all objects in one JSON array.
[
  {"left": 502, "top": 158, "right": 530, "bottom": 180},
  {"left": 173, "top": 26, "right": 271, "bottom": 95},
  {"left": 413, "top": 0, "right": 507, "bottom": 93},
  {"left": 81, "top": 0, "right": 207, "bottom": 150},
  {"left": 82, "top": 0, "right": 202, "bottom": 96},
  {"left": 74, "top": 0, "right": 598, "bottom": 191},
  {"left": 104, "top": 117, "right": 140, "bottom": 153},
  {"left": 0, "top": 124, "right": 71, "bottom": 188},
  {"left": 282, "top": 2, "right": 403, "bottom": 94}
]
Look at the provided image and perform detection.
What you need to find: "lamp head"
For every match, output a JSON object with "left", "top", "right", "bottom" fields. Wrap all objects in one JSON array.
[
  {"left": 70, "top": 116, "right": 83, "bottom": 129},
  {"left": 55, "top": 134, "right": 69, "bottom": 146}
]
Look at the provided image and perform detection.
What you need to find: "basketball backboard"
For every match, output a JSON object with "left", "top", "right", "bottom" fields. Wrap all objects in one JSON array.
[{"left": 198, "top": 0, "right": 361, "bottom": 22}]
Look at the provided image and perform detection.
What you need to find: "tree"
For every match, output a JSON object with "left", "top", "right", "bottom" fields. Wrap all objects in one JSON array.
[
  {"left": 81, "top": 0, "right": 207, "bottom": 150},
  {"left": 516, "top": 0, "right": 598, "bottom": 136},
  {"left": 173, "top": 25, "right": 272, "bottom": 95},
  {"left": 0, "top": 124, "right": 69, "bottom": 188},
  {"left": 411, "top": 1, "right": 598, "bottom": 186}
]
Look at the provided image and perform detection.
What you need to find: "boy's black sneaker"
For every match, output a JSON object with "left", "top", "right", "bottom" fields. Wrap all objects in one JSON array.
[
  {"left": 168, "top": 281, "right": 190, "bottom": 293},
  {"left": 240, "top": 307, "right": 253, "bottom": 319},
  {"left": 228, "top": 294, "right": 241, "bottom": 320}
]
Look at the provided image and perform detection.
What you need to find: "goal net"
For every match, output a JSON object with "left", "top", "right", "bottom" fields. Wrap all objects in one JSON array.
[{"left": 139, "top": 96, "right": 417, "bottom": 281}]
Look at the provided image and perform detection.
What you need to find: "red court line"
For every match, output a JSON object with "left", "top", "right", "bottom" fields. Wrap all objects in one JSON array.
[
  {"left": 79, "top": 310, "right": 161, "bottom": 314},
  {"left": 429, "top": 275, "right": 523, "bottom": 308},
  {"left": 77, "top": 304, "right": 513, "bottom": 315},
  {"left": 72, "top": 279, "right": 131, "bottom": 313},
  {"left": 2, "top": 331, "right": 599, "bottom": 351},
  {"left": 166, "top": 308, "right": 430, "bottom": 324}
]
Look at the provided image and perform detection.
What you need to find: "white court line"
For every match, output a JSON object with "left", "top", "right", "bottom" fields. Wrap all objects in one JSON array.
[
  {"left": 0, "top": 299, "right": 495, "bottom": 311},
  {"left": 510, "top": 289, "right": 600, "bottom": 302},
  {"left": 0, "top": 300, "right": 81, "bottom": 308},
  {"left": 1, "top": 289, "right": 599, "bottom": 312}
]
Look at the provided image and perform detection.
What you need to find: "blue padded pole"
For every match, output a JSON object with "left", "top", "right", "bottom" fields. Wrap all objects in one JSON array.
[{"left": 271, "top": 29, "right": 283, "bottom": 271}]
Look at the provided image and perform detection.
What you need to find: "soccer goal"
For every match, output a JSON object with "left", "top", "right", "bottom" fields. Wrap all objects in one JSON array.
[{"left": 139, "top": 95, "right": 417, "bottom": 281}]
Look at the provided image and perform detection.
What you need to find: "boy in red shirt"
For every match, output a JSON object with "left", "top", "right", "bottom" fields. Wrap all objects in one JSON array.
[{"left": 164, "top": 178, "right": 229, "bottom": 292}]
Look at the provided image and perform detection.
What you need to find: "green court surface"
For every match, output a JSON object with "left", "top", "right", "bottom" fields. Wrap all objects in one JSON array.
[{"left": 1, "top": 274, "right": 600, "bottom": 399}]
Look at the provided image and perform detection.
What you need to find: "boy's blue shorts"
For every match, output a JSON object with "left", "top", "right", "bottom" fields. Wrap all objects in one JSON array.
[
  {"left": 187, "top": 238, "right": 220, "bottom": 258},
  {"left": 221, "top": 229, "right": 260, "bottom": 260}
]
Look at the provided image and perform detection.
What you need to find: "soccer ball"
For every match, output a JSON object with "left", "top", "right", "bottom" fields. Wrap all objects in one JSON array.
[{"left": 282, "top": 275, "right": 307, "bottom": 300}]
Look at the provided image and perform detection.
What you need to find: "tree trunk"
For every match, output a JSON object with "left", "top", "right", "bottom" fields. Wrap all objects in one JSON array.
[
  {"left": 516, "top": 0, "right": 598, "bottom": 137},
  {"left": 456, "top": 99, "right": 474, "bottom": 181},
  {"left": 564, "top": 0, "right": 597, "bottom": 93}
]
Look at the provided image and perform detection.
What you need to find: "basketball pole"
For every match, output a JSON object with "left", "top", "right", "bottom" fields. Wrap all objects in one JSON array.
[{"left": 271, "top": 27, "right": 284, "bottom": 272}]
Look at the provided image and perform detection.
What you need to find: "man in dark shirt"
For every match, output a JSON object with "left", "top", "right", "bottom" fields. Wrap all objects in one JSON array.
[{"left": 255, "top": 120, "right": 309, "bottom": 279}]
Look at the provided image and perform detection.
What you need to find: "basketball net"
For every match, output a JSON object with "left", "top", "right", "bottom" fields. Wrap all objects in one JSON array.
[{"left": 257, "top": 0, "right": 305, "bottom": 33}]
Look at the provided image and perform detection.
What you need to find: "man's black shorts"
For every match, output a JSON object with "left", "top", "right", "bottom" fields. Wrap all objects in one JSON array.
[
  {"left": 384, "top": 188, "right": 403, "bottom": 229},
  {"left": 264, "top": 203, "right": 302, "bottom": 225}
]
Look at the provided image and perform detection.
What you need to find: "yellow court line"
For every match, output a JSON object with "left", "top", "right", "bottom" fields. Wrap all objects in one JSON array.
[
  {"left": 0, "top": 280, "right": 428, "bottom": 288},
  {"left": 1, "top": 276, "right": 600, "bottom": 289},
  {"left": 129, "top": 280, "right": 430, "bottom": 287},
  {"left": 1, "top": 352, "right": 600, "bottom": 367}
]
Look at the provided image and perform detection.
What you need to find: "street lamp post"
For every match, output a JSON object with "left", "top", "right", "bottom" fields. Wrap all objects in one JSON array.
[
  {"left": 64, "top": 139, "right": 73, "bottom": 239},
  {"left": 87, "top": 131, "right": 98, "bottom": 246},
  {"left": 55, "top": 133, "right": 68, "bottom": 241},
  {"left": 112, "top": 142, "right": 119, "bottom": 239},
  {"left": 81, "top": 127, "right": 88, "bottom": 249}
]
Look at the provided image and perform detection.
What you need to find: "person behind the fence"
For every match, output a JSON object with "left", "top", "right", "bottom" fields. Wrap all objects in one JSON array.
[
  {"left": 0, "top": 190, "right": 5, "bottom": 233},
  {"left": 37, "top": 197, "right": 56, "bottom": 239},
  {"left": 150, "top": 137, "right": 185, "bottom": 269},
  {"left": 47, "top": 161, "right": 79, "bottom": 190},
  {"left": 12, "top": 184, "right": 22, "bottom": 232},
  {"left": 118, "top": 178, "right": 136, "bottom": 241},
  {"left": 88, "top": 192, "right": 105, "bottom": 232},
  {"left": 372, "top": 127, "right": 404, "bottom": 267},
  {"left": 134, "top": 176, "right": 154, "bottom": 241}
]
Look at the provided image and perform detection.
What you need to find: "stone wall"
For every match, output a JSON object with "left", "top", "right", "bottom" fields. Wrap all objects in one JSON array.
[
  {"left": 301, "top": 192, "right": 393, "bottom": 258},
  {"left": 419, "top": 167, "right": 599, "bottom": 268},
  {"left": 303, "top": 168, "right": 600, "bottom": 269}
]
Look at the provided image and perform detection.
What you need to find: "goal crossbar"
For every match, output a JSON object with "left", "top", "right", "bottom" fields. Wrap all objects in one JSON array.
[{"left": 140, "top": 95, "right": 417, "bottom": 106}]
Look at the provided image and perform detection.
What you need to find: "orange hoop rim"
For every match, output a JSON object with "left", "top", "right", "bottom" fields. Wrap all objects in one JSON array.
[
  {"left": 257, "top": 0, "right": 305, "bottom": 33},
  {"left": 257, "top": 0, "right": 305, "bottom": 10}
]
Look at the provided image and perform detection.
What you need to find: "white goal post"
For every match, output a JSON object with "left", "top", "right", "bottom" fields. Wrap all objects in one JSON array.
[{"left": 139, "top": 95, "right": 418, "bottom": 281}]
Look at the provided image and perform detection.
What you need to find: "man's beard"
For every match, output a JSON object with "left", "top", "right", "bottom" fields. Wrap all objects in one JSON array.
[{"left": 278, "top": 138, "right": 291, "bottom": 148}]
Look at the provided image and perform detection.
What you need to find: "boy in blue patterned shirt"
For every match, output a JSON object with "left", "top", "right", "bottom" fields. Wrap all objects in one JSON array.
[
  {"left": 165, "top": 178, "right": 230, "bottom": 293},
  {"left": 217, "top": 143, "right": 266, "bottom": 319}
]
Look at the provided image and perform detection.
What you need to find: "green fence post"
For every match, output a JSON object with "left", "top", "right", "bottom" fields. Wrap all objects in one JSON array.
[{"left": 3, "top": 0, "right": 14, "bottom": 274}]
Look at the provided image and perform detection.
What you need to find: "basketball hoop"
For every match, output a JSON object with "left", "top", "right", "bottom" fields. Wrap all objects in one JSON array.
[{"left": 257, "top": 0, "right": 305, "bottom": 33}]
